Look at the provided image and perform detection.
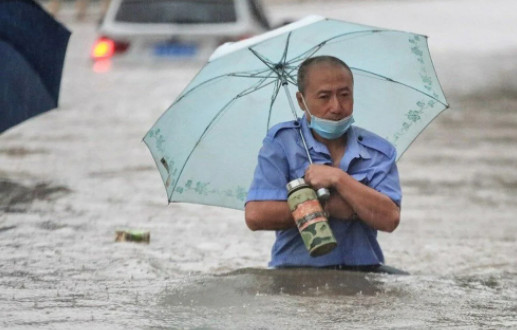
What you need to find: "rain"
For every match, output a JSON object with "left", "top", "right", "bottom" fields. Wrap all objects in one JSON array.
[{"left": 1, "top": 0, "right": 516, "bottom": 328}]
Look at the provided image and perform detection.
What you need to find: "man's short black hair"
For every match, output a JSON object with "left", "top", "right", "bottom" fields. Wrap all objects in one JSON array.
[{"left": 297, "top": 56, "right": 353, "bottom": 94}]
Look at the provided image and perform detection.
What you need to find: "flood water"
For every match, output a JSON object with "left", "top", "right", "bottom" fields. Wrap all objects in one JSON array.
[{"left": 1, "top": 1, "right": 516, "bottom": 329}]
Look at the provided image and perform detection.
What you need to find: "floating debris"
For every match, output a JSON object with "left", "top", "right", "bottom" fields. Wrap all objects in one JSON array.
[{"left": 115, "top": 230, "right": 150, "bottom": 243}]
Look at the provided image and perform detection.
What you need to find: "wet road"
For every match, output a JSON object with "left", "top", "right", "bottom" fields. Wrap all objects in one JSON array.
[{"left": 1, "top": 1, "right": 516, "bottom": 328}]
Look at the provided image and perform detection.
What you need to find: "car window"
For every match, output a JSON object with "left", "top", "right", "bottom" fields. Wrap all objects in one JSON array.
[{"left": 114, "top": 0, "right": 237, "bottom": 24}]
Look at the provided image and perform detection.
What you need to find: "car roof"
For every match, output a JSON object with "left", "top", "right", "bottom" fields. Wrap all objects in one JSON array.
[{"left": 99, "top": 0, "right": 270, "bottom": 39}]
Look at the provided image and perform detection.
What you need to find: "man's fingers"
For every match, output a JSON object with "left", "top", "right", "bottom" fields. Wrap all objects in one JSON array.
[{"left": 304, "top": 166, "right": 326, "bottom": 189}]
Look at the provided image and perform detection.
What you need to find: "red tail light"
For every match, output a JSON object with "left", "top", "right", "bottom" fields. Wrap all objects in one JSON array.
[
  {"left": 91, "top": 37, "right": 129, "bottom": 60},
  {"left": 91, "top": 37, "right": 114, "bottom": 59}
]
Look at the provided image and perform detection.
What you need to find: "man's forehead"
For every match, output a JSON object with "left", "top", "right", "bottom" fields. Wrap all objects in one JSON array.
[
  {"left": 305, "top": 64, "right": 353, "bottom": 89},
  {"left": 306, "top": 62, "right": 352, "bottom": 77}
]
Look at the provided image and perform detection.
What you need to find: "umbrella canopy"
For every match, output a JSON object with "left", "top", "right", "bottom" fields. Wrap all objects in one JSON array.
[
  {"left": 144, "top": 15, "right": 448, "bottom": 210},
  {"left": 0, "top": 0, "right": 71, "bottom": 134}
]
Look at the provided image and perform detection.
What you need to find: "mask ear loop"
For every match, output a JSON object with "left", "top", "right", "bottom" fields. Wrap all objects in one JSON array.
[{"left": 300, "top": 94, "right": 313, "bottom": 119}]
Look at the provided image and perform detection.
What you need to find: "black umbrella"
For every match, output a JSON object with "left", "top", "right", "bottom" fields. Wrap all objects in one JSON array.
[{"left": 0, "top": 0, "right": 71, "bottom": 133}]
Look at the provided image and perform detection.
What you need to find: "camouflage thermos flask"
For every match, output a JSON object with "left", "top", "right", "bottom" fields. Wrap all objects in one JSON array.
[{"left": 286, "top": 178, "right": 337, "bottom": 257}]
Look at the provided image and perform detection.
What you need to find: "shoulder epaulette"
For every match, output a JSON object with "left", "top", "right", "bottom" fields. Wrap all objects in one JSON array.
[
  {"left": 267, "top": 120, "right": 299, "bottom": 138},
  {"left": 354, "top": 126, "right": 396, "bottom": 158}
]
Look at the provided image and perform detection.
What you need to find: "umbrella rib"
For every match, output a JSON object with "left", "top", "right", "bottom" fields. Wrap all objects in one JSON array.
[
  {"left": 233, "top": 65, "right": 280, "bottom": 97},
  {"left": 230, "top": 73, "right": 275, "bottom": 79},
  {"left": 248, "top": 47, "right": 278, "bottom": 73},
  {"left": 228, "top": 66, "right": 273, "bottom": 78},
  {"left": 275, "top": 28, "right": 447, "bottom": 106},
  {"left": 266, "top": 79, "right": 283, "bottom": 131},
  {"left": 286, "top": 29, "right": 395, "bottom": 67},
  {"left": 278, "top": 30, "right": 399, "bottom": 85},
  {"left": 250, "top": 32, "right": 295, "bottom": 83},
  {"left": 249, "top": 36, "right": 295, "bottom": 128},
  {"left": 283, "top": 67, "right": 298, "bottom": 85},
  {"left": 174, "top": 67, "right": 275, "bottom": 104},
  {"left": 170, "top": 96, "right": 238, "bottom": 195},
  {"left": 170, "top": 78, "right": 279, "bottom": 195},
  {"left": 286, "top": 43, "right": 323, "bottom": 66},
  {"left": 279, "top": 32, "right": 292, "bottom": 66},
  {"left": 352, "top": 67, "right": 449, "bottom": 107},
  {"left": 230, "top": 64, "right": 280, "bottom": 81},
  {"left": 238, "top": 78, "right": 278, "bottom": 97}
]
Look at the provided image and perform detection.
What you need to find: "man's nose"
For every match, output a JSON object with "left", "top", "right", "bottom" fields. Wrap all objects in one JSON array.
[{"left": 329, "top": 95, "right": 341, "bottom": 112}]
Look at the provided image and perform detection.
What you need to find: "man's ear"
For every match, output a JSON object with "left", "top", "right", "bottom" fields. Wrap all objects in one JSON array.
[{"left": 296, "top": 91, "right": 305, "bottom": 111}]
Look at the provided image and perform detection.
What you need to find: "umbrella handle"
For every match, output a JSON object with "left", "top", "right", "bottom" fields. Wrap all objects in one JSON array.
[{"left": 316, "top": 188, "right": 330, "bottom": 202}]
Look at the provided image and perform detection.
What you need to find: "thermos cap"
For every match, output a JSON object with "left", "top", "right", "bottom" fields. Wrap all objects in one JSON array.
[{"left": 286, "top": 178, "right": 308, "bottom": 192}]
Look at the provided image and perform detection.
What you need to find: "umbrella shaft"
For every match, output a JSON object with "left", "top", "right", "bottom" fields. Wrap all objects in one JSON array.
[{"left": 282, "top": 82, "right": 312, "bottom": 165}]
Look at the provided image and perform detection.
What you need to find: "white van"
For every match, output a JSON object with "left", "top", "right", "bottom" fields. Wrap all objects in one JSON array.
[{"left": 91, "top": 0, "right": 270, "bottom": 61}]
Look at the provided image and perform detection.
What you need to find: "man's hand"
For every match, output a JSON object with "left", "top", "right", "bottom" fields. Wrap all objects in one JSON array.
[
  {"left": 304, "top": 164, "right": 400, "bottom": 232},
  {"left": 304, "top": 164, "right": 340, "bottom": 189},
  {"left": 305, "top": 164, "right": 354, "bottom": 219}
]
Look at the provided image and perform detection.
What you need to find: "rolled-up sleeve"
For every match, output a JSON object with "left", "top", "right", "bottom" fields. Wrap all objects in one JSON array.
[{"left": 246, "top": 135, "right": 289, "bottom": 203}]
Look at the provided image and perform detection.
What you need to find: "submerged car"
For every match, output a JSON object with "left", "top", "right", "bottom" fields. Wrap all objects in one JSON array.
[{"left": 91, "top": 0, "right": 271, "bottom": 62}]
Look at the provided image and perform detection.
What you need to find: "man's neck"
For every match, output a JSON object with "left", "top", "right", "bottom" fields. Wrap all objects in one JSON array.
[{"left": 313, "top": 132, "right": 347, "bottom": 166}]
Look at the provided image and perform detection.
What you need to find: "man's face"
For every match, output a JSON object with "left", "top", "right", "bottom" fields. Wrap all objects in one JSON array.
[{"left": 296, "top": 62, "right": 354, "bottom": 121}]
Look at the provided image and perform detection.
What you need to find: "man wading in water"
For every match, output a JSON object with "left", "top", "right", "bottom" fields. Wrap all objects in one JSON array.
[{"left": 245, "top": 56, "right": 407, "bottom": 274}]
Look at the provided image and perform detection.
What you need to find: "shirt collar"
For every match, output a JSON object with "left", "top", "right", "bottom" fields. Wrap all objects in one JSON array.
[
  {"left": 299, "top": 114, "right": 371, "bottom": 164},
  {"left": 341, "top": 125, "right": 371, "bottom": 170}
]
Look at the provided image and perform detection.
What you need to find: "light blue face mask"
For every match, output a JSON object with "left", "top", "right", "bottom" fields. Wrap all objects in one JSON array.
[{"left": 301, "top": 96, "right": 355, "bottom": 140}]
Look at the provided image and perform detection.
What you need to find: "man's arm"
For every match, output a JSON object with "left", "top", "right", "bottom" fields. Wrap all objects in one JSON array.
[
  {"left": 244, "top": 129, "right": 295, "bottom": 231},
  {"left": 304, "top": 164, "right": 400, "bottom": 232},
  {"left": 244, "top": 200, "right": 295, "bottom": 231},
  {"left": 245, "top": 192, "right": 358, "bottom": 231},
  {"left": 324, "top": 192, "right": 355, "bottom": 219}
]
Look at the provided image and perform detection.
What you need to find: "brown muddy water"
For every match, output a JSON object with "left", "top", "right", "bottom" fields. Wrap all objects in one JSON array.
[
  {"left": 1, "top": 93, "right": 516, "bottom": 329},
  {"left": 1, "top": 2, "right": 517, "bottom": 329}
]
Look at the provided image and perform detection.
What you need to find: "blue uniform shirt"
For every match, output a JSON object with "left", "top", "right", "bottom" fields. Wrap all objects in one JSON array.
[{"left": 246, "top": 115, "right": 402, "bottom": 268}]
